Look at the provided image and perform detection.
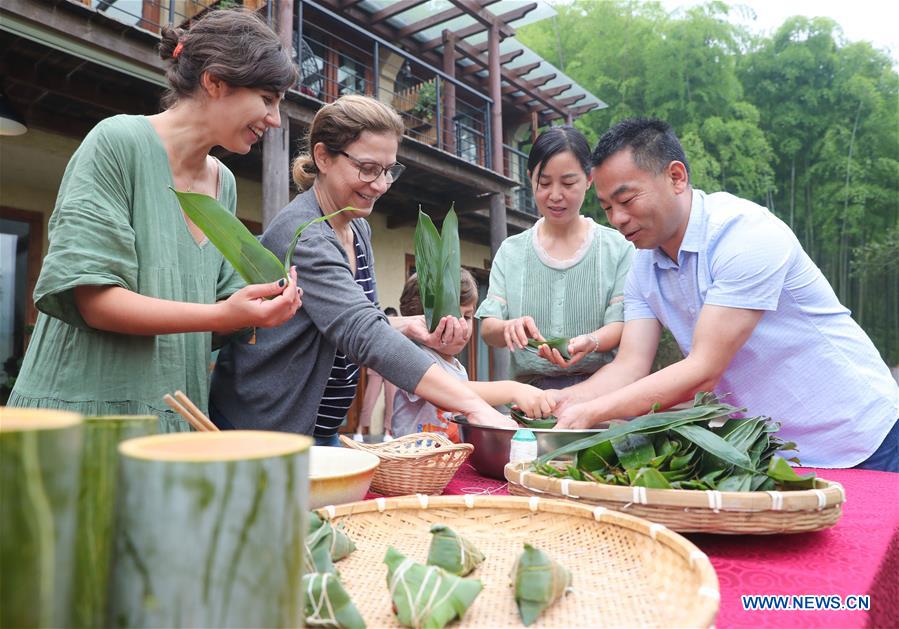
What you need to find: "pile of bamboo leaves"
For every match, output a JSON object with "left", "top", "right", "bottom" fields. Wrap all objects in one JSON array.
[
  {"left": 414, "top": 206, "right": 461, "bottom": 332},
  {"left": 532, "top": 392, "right": 815, "bottom": 491}
]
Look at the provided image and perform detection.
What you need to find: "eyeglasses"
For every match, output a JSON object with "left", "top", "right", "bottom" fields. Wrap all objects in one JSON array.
[{"left": 338, "top": 150, "right": 406, "bottom": 184}]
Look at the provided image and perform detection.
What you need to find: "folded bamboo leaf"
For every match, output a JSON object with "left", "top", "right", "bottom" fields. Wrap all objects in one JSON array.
[
  {"left": 427, "top": 524, "right": 485, "bottom": 576},
  {"left": 172, "top": 189, "right": 285, "bottom": 284},
  {"left": 302, "top": 573, "right": 366, "bottom": 629},
  {"left": 512, "top": 544, "right": 571, "bottom": 626},
  {"left": 304, "top": 513, "right": 337, "bottom": 575},
  {"left": 385, "top": 546, "right": 482, "bottom": 629},
  {"left": 575, "top": 440, "right": 617, "bottom": 472},
  {"left": 511, "top": 408, "right": 558, "bottom": 429},
  {"left": 283, "top": 207, "right": 357, "bottom": 270},
  {"left": 526, "top": 337, "right": 572, "bottom": 360},
  {"left": 414, "top": 207, "right": 462, "bottom": 332}
]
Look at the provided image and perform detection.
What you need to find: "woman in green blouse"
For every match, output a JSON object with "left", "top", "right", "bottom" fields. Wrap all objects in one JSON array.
[
  {"left": 8, "top": 10, "right": 301, "bottom": 431},
  {"left": 477, "top": 126, "right": 634, "bottom": 388}
]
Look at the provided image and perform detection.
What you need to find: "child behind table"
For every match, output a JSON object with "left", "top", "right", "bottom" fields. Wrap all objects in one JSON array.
[{"left": 391, "top": 270, "right": 541, "bottom": 440}]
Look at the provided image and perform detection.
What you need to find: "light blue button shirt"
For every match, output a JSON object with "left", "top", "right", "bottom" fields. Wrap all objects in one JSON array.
[{"left": 624, "top": 189, "right": 898, "bottom": 468}]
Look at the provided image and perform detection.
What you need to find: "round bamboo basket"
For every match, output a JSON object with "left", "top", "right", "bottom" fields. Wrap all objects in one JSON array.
[
  {"left": 339, "top": 433, "right": 472, "bottom": 495},
  {"left": 505, "top": 461, "right": 845, "bottom": 534},
  {"left": 316, "top": 494, "right": 719, "bottom": 628}
]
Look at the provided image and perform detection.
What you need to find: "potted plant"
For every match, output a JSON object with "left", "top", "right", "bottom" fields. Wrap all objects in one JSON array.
[{"left": 410, "top": 80, "right": 437, "bottom": 124}]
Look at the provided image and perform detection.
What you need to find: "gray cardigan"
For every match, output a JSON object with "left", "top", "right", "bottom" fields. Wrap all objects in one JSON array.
[{"left": 210, "top": 188, "right": 435, "bottom": 434}]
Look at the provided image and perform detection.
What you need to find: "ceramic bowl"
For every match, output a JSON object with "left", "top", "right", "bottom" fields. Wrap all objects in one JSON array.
[{"left": 309, "top": 445, "right": 380, "bottom": 509}]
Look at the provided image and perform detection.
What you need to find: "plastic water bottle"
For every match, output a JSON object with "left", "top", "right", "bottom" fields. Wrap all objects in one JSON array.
[{"left": 509, "top": 428, "right": 538, "bottom": 464}]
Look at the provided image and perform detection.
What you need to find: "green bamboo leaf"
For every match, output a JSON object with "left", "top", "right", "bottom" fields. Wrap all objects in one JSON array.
[
  {"left": 766, "top": 455, "right": 817, "bottom": 487},
  {"left": 630, "top": 467, "right": 672, "bottom": 488},
  {"left": 526, "top": 337, "right": 572, "bottom": 360},
  {"left": 414, "top": 207, "right": 461, "bottom": 332},
  {"left": 611, "top": 433, "right": 655, "bottom": 470},
  {"left": 283, "top": 207, "right": 357, "bottom": 270},
  {"left": 670, "top": 424, "right": 754, "bottom": 471},
  {"left": 511, "top": 408, "right": 558, "bottom": 429},
  {"left": 172, "top": 189, "right": 285, "bottom": 285}
]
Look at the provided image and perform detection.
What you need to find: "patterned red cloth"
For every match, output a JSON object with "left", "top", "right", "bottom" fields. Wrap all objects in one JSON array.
[{"left": 438, "top": 465, "right": 899, "bottom": 627}]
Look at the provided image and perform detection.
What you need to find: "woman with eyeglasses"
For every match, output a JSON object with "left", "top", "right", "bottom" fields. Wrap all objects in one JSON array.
[{"left": 210, "top": 95, "right": 514, "bottom": 444}]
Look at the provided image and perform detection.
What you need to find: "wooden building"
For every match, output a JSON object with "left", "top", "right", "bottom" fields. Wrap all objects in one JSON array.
[{"left": 0, "top": 0, "right": 604, "bottom": 417}]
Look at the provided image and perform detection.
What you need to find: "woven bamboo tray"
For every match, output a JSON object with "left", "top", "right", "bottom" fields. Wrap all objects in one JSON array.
[
  {"left": 339, "top": 433, "right": 472, "bottom": 496},
  {"left": 316, "top": 494, "right": 719, "bottom": 628},
  {"left": 505, "top": 462, "right": 845, "bottom": 534}
]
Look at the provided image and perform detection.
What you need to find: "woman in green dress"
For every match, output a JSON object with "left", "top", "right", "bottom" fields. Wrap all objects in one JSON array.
[
  {"left": 8, "top": 9, "right": 301, "bottom": 431},
  {"left": 477, "top": 126, "right": 634, "bottom": 389}
]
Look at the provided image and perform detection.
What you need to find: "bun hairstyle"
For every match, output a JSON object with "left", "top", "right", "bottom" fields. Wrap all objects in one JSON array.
[
  {"left": 291, "top": 94, "right": 404, "bottom": 191},
  {"left": 158, "top": 8, "right": 298, "bottom": 108},
  {"left": 527, "top": 125, "right": 592, "bottom": 183}
]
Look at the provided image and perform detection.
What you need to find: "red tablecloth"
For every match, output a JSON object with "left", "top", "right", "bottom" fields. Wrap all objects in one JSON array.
[{"left": 439, "top": 464, "right": 899, "bottom": 627}]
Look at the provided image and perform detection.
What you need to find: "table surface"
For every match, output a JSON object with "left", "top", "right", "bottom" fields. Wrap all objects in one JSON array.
[{"left": 437, "top": 463, "right": 899, "bottom": 627}]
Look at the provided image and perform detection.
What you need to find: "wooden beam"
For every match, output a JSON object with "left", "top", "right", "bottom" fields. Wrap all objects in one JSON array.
[
  {"left": 368, "top": 0, "right": 430, "bottom": 25},
  {"left": 446, "top": 0, "right": 513, "bottom": 35},
  {"left": 556, "top": 93, "right": 586, "bottom": 107},
  {"left": 510, "top": 61, "right": 540, "bottom": 78},
  {"left": 418, "top": 3, "right": 536, "bottom": 52},
  {"left": 527, "top": 72, "right": 556, "bottom": 87},
  {"left": 544, "top": 103, "right": 597, "bottom": 121},
  {"left": 396, "top": 6, "right": 467, "bottom": 38},
  {"left": 541, "top": 83, "right": 572, "bottom": 98}
]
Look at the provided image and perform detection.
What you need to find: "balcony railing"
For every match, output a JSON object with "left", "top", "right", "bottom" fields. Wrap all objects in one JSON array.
[
  {"left": 503, "top": 144, "right": 536, "bottom": 215},
  {"left": 73, "top": 0, "right": 518, "bottom": 180}
]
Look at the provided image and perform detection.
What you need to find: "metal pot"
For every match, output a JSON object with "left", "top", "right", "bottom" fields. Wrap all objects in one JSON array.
[{"left": 451, "top": 416, "right": 605, "bottom": 480}]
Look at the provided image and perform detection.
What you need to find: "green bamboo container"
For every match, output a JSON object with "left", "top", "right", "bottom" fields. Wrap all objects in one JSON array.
[
  {"left": 0, "top": 408, "right": 84, "bottom": 628},
  {"left": 108, "top": 431, "right": 312, "bottom": 628},
  {"left": 72, "top": 415, "right": 159, "bottom": 629}
]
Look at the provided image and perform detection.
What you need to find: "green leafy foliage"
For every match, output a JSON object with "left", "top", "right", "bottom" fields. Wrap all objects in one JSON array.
[
  {"left": 532, "top": 393, "right": 815, "bottom": 491},
  {"left": 510, "top": 408, "right": 557, "bottom": 429},
  {"left": 525, "top": 337, "right": 571, "bottom": 360},
  {"left": 414, "top": 207, "right": 462, "bottom": 332},
  {"left": 518, "top": 2, "right": 899, "bottom": 363}
]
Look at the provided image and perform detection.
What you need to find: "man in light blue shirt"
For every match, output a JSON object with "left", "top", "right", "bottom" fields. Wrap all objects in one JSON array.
[{"left": 550, "top": 118, "right": 897, "bottom": 470}]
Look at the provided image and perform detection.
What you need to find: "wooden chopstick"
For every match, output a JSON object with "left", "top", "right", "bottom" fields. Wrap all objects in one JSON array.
[
  {"left": 163, "top": 394, "right": 208, "bottom": 432},
  {"left": 173, "top": 390, "right": 219, "bottom": 432}
]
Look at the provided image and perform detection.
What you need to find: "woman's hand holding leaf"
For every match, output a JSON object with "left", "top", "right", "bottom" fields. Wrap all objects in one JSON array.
[
  {"left": 503, "top": 316, "right": 543, "bottom": 351},
  {"left": 417, "top": 315, "right": 468, "bottom": 354},
  {"left": 536, "top": 337, "right": 590, "bottom": 369},
  {"left": 218, "top": 265, "right": 301, "bottom": 331}
]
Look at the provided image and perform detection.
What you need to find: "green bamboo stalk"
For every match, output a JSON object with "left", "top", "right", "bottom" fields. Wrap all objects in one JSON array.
[
  {"left": 107, "top": 431, "right": 312, "bottom": 628},
  {"left": 71, "top": 415, "right": 159, "bottom": 629},
  {"left": 0, "top": 409, "right": 84, "bottom": 629}
]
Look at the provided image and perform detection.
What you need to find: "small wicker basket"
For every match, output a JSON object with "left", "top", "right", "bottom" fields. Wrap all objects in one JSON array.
[
  {"left": 339, "top": 433, "right": 473, "bottom": 496},
  {"left": 505, "top": 461, "right": 846, "bottom": 534},
  {"left": 315, "top": 494, "right": 719, "bottom": 628}
]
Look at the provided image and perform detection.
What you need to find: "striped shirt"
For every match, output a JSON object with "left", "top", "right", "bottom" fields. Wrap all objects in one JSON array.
[{"left": 314, "top": 238, "right": 375, "bottom": 437}]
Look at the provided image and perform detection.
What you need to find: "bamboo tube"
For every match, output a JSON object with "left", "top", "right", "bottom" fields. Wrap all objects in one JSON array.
[
  {"left": 71, "top": 415, "right": 159, "bottom": 629},
  {"left": 0, "top": 408, "right": 84, "bottom": 628},
  {"left": 108, "top": 431, "right": 313, "bottom": 628}
]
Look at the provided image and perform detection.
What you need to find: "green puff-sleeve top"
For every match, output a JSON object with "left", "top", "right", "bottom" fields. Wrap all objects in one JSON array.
[
  {"left": 475, "top": 217, "right": 634, "bottom": 382},
  {"left": 9, "top": 115, "right": 245, "bottom": 432}
]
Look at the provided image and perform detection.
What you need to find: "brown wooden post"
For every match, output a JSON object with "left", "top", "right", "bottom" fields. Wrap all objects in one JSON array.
[
  {"left": 262, "top": 0, "right": 294, "bottom": 228},
  {"left": 531, "top": 110, "right": 539, "bottom": 143},
  {"left": 442, "top": 29, "right": 456, "bottom": 154},
  {"left": 488, "top": 191, "right": 510, "bottom": 380},
  {"left": 488, "top": 22, "right": 503, "bottom": 172}
]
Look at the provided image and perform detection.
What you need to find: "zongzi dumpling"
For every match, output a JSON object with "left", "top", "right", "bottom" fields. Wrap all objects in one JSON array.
[
  {"left": 426, "top": 524, "right": 484, "bottom": 576},
  {"left": 512, "top": 543, "right": 571, "bottom": 626},
  {"left": 304, "top": 513, "right": 336, "bottom": 574},
  {"left": 303, "top": 572, "right": 366, "bottom": 629},
  {"left": 385, "top": 546, "right": 482, "bottom": 629}
]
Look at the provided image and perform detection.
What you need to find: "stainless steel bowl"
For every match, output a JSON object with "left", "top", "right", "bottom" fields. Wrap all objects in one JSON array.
[{"left": 451, "top": 416, "right": 605, "bottom": 480}]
